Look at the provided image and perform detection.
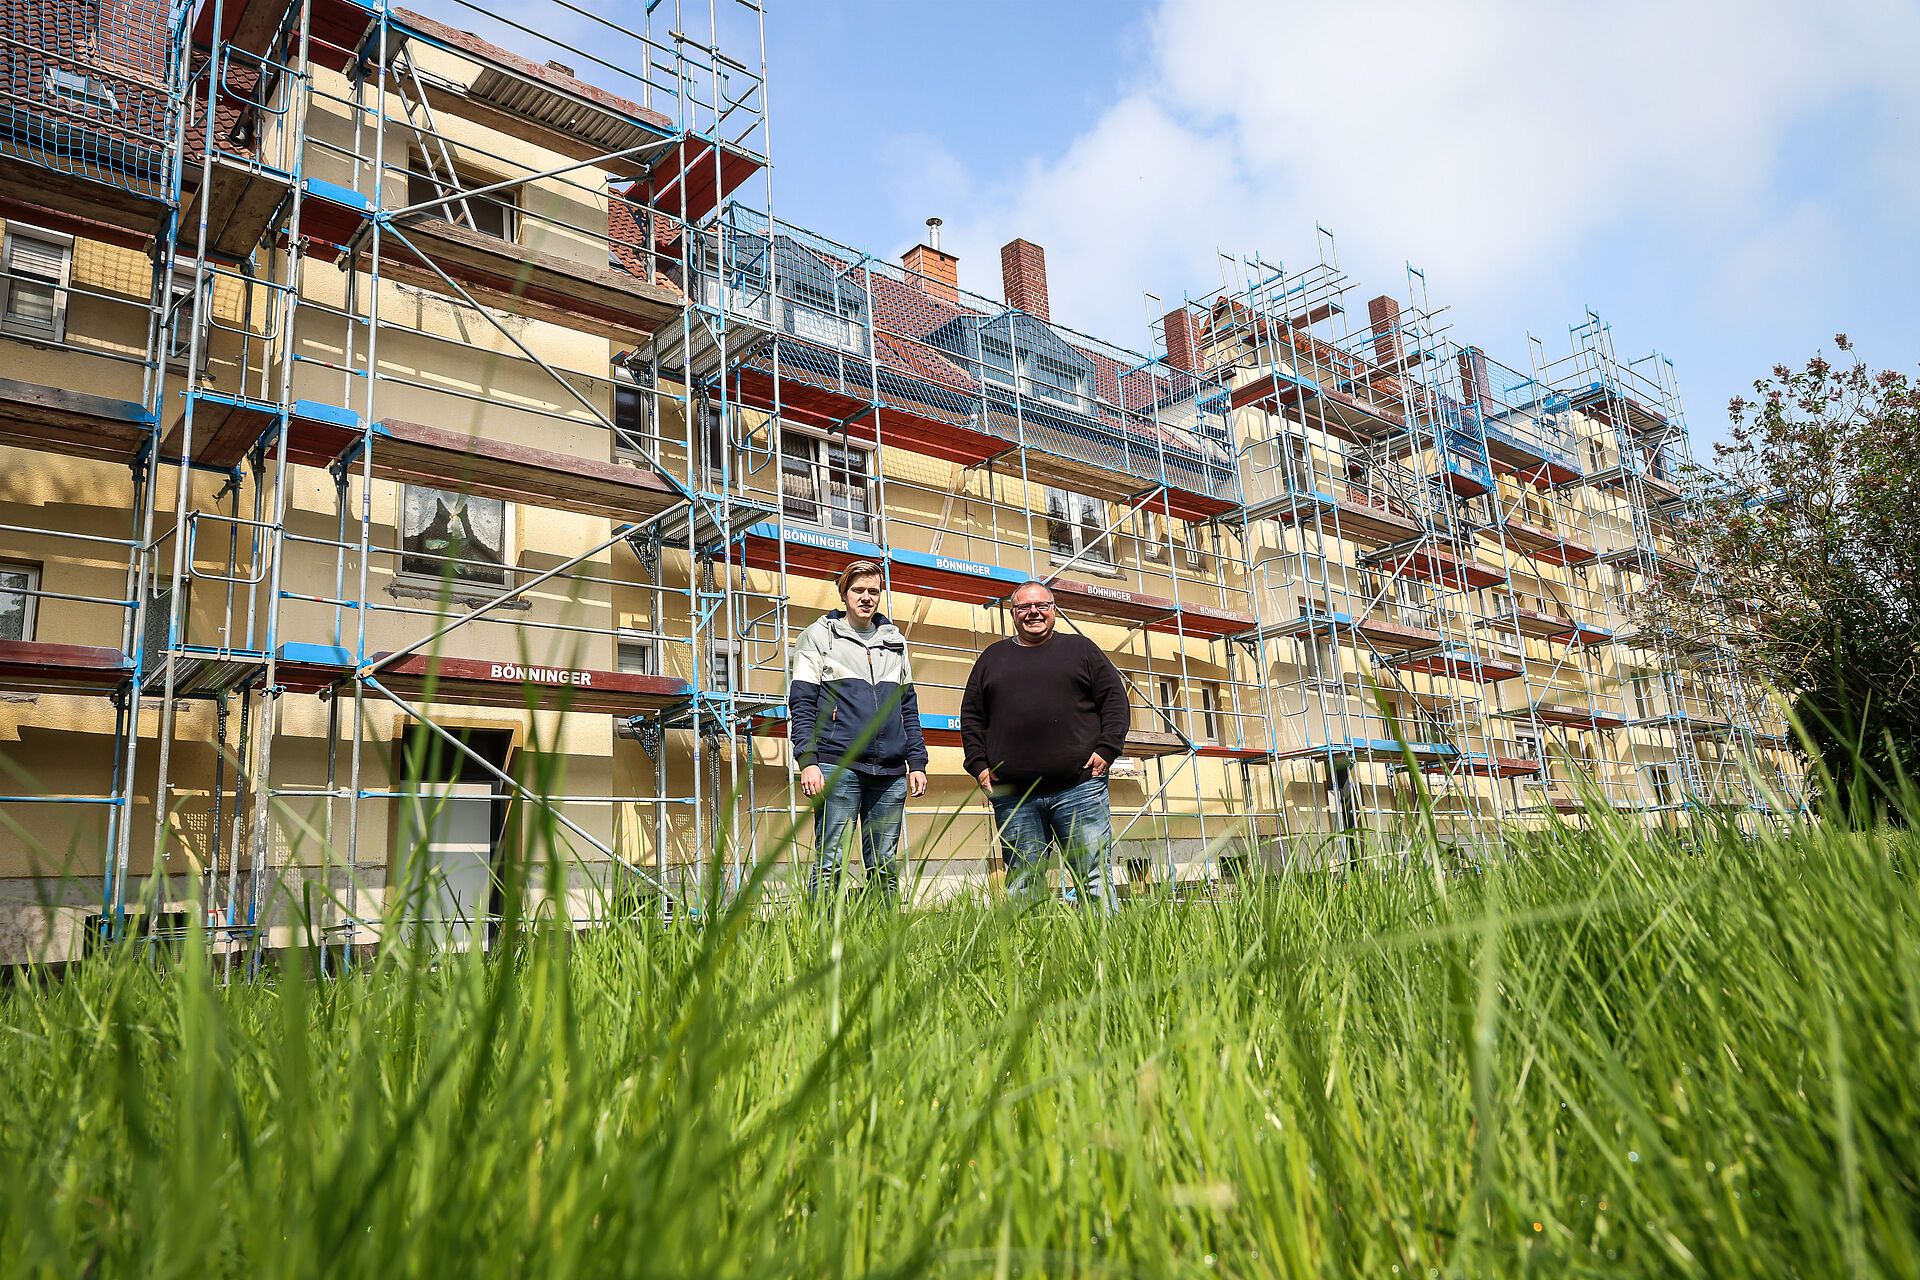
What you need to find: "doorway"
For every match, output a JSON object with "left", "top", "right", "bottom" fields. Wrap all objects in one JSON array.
[{"left": 395, "top": 726, "right": 514, "bottom": 950}]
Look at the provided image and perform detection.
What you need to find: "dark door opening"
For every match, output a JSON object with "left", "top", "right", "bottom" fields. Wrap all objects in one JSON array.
[{"left": 396, "top": 725, "right": 513, "bottom": 950}]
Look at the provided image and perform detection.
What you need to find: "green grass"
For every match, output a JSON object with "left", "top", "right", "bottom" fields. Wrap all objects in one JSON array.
[{"left": 3, "top": 807, "right": 1919, "bottom": 1278}]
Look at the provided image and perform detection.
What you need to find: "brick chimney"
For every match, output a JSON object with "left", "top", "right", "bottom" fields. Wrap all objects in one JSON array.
[
  {"left": 1163, "top": 306, "right": 1202, "bottom": 375},
  {"left": 902, "top": 217, "right": 958, "bottom": 306},
  {"left": 1367, "top": 295, "right": 1403, "bottom": 369},
  {"left": 1000, "top": 237, "right": 1049, "bottom": 321},
  {"left": 1457, "top": 345, "right": 1491, "bottom": 406}
]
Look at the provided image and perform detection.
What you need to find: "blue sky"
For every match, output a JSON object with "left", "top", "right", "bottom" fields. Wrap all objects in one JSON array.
[{"left": 763, "top": 0, "right": 1920, "bottom": 458}]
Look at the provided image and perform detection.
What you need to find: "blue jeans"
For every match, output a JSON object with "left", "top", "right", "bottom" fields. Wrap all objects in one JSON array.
[
  {"left": 810, "top": 769, "right": 908, "bottom": 903},
  {"left": 989, "top": 777, "right": 1117, "bottom": 914}
]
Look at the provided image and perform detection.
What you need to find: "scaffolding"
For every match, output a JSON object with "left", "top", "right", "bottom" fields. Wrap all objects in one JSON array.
[
  {"left": 1200, "top": 241, "right": 1527, "bottom": 865},
  {"left": 695, "top": 212, "right": 1279, "bottom": 897},
  {"left": 0, "top": 0, "right": 1803, "bottom": 961},
  {"left": 1538, "top": 312, "right": 1802, "bottom": 827}
]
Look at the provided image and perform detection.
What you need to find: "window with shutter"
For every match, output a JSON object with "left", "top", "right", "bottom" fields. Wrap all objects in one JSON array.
[{"left": 1, "top": 229, "right": 72, "bottom": 341}]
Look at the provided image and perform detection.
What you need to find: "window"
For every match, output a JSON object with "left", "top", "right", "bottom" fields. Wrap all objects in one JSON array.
[
  {"left": 1515, "top": 727, "right": 1547, "bottom": 782},
  {"left": 706, "top": 640, "right": 738, "bottom": 692},
  {"left": 45, "top": 66, "right": 119, "bottom": 114},
  {"left": 1367, "top": 570, "right": 1429, "bottom": 629},
  {"left": 1303, "top": 634, "right": 1341, "bottom": 687},
  {"left": 1650, "top": 763, "right": 1676, "bottom": 809},
  {"left": 1282, "top": 436, "right": 1315, "bottom": 493},
  {"left": 1157, "top": 678, "right": 1181, "bottom": 734},
  {"left": 1586, "top": 436, "right": 1609, "bottom": 473},
  {"left": 780, "top": 434, "right": 871, "bottom": 533},
  {"left": 1137, "top": 511, "right": 1168, "bottom": 563},
  {"left": 0, "top": 563, "right": 40, "bottom": 642},
  {"left": 166, "top": 268, "right": 209, "bottom": 370},
  {"left": 1025, "top": 350, "right": 1088, "bottom": 410},
  {"left": 1627, "top": 674, "right": 1658, "bottom": 721},
  {"left": 407, "top": 159, "right": 516, "bottom": 241},
  {"left": 1184, "top": 523, "right": 1217, "bottom": 576},
  {"left": 1198, "top": 683, "right": 1221, "bottom": 743},
  {"left": 1, "top": 226, "right": 73, "bottom": 343},
  {"left": 1046, "top": 487, "right": 1111, "bottom": 568},
  {"left": 697, "top": 405, "right": 726, "bottom": 486},
  {"left": 401, "top": 486, "right": 508, "bottom": 586},
  {"left": 613, "top": 381, "right": 651, "bottom": 462},
  {"left": 979, "top": 332, "right": 1015, "bottom": 383},
  {"left": 783, "top": 278, "right": 863, "bottom": 352},
  {"left": 616, "top": 629, "right": 655, "bottom": 675}
]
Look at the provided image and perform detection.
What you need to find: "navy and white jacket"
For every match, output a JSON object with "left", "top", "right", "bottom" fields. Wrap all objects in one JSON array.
[{"left": 789, "top": 610, "right": 929, "bottom": 777}]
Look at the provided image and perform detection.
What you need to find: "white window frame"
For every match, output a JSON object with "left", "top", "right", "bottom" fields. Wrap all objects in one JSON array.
[
  {"left": 613, "top": 379, "right": 652, "bottom": 463},
  {"left": 398, "top": 485, "right": 514, "bottom": 590},
  {"left": 165, "top": 266, "right": 210, "bottom": 371},
  {"left": 779, "top": 429, "right": 873, "bottom": 535},
  {"left": 406, "top": 156, "right": 518, "bottom": 242},
  {"left": 615, "top": 628, "right": 656, "bottom": 675},
  {"left": 0, "top": 561, "right": 41, "bottom": 643},
  {"left": 706, "top": 637, "right": 741, "bottom": 693},
  {"left": 1627, "top": 672, "right": 1659, "bottom": 721},
  {"left": 1137, "top": 510, "right": 1169, "bottom": 564},
  {"left": 1282, "top": 434, "right": 1315, "bottom": 493},
  {"left": 1022, "top": 349, "right": 1090, "bottom": 412},
  {"left": 1515, "top": 725, "right": 1549, "bottom": 786},
  {"left": 1, "top": 225, "right": 74, "bottom": 344},
  {"left": 45, "top": 66, "right": 119, "bottom": 115},
  {"left": 696, "top": 404, "right": 727, "bottom": 486},
  {"left": 1045, "top": 486, "right": 1115, "bottom": 572},
  {"left": 1197, "top": 682, "right": 1221, "bottom": 743},
  {"left": 1183, "top": 521, "right": 1218, "bottom": 575},
  {"left": 782, "top": 277, "right": 865, "bottom": 354},
  {"left": 1155, "top": 677, "right": 1182, "bottom": 736},
  {"left": 1303, "top": 633, "right": 1341, "bottom": 690}
]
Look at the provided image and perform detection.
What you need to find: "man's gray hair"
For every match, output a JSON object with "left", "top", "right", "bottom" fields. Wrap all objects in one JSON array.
[{"left": 1009, "top": 579, "right": 1055, "bottom": 602}]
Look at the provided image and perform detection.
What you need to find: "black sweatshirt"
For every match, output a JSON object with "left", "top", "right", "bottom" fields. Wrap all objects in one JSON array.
[{"left": 960, "top": 632, "right": 1130, "bottom": 792}]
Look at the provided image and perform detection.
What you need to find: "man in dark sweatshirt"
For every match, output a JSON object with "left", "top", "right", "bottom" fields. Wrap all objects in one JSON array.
[{"left": 960, "top": 579, "right": 1129, "bottom": 912}]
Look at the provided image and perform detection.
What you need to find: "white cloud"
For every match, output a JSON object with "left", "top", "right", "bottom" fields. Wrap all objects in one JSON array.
[{"left": 937, "top": 0, "right": 1920, "bottom": 351}]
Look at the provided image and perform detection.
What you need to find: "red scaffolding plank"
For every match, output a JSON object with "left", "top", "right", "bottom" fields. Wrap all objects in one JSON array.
[
  {"left": 274, "top": 644, "right": 691, "bottom": 715},
  {"left": 0, "top": 642, "right": 130, "bottom": 695}
]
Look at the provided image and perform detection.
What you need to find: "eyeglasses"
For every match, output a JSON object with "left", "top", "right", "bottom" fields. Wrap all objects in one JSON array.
[{"left": 1012, "top": 602, "right": 1054, "bottom": 615}]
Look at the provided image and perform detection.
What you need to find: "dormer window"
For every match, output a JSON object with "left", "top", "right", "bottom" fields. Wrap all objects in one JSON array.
[
  {"left": 782, "top": 276, "right": 865, "bottom": 353},
  {"left": 46, "top": 67, "right": 118, "bottom": 115},
  {"left": 1025, "top": 350, "right": 1087, "bottom": 410}
]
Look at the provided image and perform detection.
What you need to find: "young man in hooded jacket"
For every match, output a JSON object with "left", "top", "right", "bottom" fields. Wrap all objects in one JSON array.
[{"left": 788, "top": 560, "right": 929, "bottom": 904}]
